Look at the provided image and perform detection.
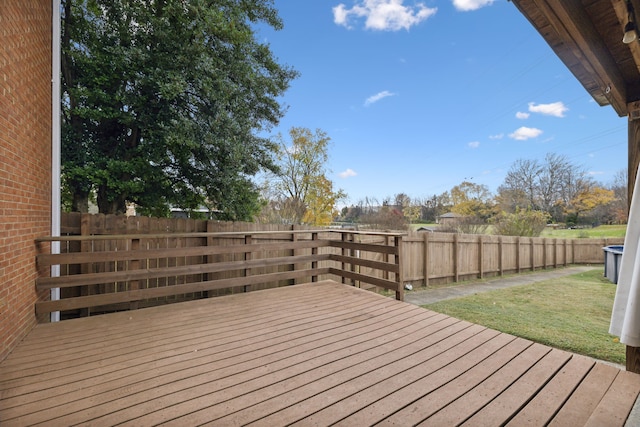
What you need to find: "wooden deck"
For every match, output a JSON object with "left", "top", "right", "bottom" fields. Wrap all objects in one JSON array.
[{"left": 1, "top": 280, "right": 640, "bottom": 426}]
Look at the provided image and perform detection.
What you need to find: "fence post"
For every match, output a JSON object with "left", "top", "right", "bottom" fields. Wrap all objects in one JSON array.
[
  {"left": 530, "top": 238, "right": 535, "bottom": 271},
  {"left": 423, "top": 232, "right": 430, "bottom": 287},
  {"left": 499, "top": 236, "right": 504, "bottom": 276},
  {"left": 478, "top": 235, "right": 484, "bottom": 279},
  {"left": 516, "top": 237, "right": 521, "bottom": 274},
  {"left": 454, "top": 234, "right": 459, "bottom": 283}
]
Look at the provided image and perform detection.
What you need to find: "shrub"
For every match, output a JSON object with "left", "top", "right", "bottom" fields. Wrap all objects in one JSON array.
[{"left": 492, "top": 209, "right": 550, "bottom": 237}]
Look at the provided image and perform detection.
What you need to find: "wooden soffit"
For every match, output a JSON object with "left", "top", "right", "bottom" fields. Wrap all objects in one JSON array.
[{"left": 511, "top": 0, "right": 640, "bottom": 117}]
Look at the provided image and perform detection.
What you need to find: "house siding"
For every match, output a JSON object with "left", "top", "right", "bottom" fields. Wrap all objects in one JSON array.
[{"left": 0, "top": 0, "right": 52, "bottom": 361}]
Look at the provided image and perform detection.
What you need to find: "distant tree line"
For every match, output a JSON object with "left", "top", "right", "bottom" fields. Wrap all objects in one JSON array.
[{"left": 339, "top": 153, "right": 627, "bottom": 236}]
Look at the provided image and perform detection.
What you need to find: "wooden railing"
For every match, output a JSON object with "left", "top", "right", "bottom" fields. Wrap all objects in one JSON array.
[{"left": 35, "top": 230, "right": 404, "bottom": 318}]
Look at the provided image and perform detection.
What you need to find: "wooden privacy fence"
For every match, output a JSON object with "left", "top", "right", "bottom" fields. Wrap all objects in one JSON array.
[
  {"left": 404, "top": 232, "right": 623, "bottom": 286},
  {"left": 43, "top": 213, "right": 623, "bottom": 319},
  {"left": 35, "top": 228, "right": 404, "bottom": 319}
]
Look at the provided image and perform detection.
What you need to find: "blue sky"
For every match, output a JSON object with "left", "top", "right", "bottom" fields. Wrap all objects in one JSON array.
[{"left": 258, "top": 0, "right": 628, "bottom": 207}]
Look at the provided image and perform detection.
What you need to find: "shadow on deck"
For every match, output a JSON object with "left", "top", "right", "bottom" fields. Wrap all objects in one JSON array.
[{"left": 2, "top": 280, "right": 639, "bottom": 426}]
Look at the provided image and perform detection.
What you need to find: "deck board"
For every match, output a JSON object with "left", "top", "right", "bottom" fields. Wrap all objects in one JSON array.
[{"left": 1, "top": 279, "right": 639, "bottom": 426}]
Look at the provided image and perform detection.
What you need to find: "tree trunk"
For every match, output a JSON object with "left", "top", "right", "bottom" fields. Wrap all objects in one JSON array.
[
  {"left": 97, "top": 185, "right": 127, "bottom": 215},
  {"left": 72, "top": 193, "right": 89, "bottom": 213}
]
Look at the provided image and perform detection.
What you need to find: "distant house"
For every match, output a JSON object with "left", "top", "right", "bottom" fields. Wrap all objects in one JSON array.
[{"left": 437, "top": 212, "right": 464, "bottom": 225}]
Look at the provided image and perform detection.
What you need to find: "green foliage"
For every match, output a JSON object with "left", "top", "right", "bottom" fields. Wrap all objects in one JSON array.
[
  {"left": 360, "top": 206, "right": 409, "bottom": 231},
  {"left": 491, "top": 209, "right": 550, "bottom": 237},
  {"left": 260, "top": 127, "right": 346, "bottom": 225},
  {"left": 61, "top": 0, "right": 298, "bottom": 218}
]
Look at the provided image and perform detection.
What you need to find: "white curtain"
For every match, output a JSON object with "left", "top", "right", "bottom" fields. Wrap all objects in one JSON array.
[{"left": 610, "top": 169, "right": 640, "bottom": 346}]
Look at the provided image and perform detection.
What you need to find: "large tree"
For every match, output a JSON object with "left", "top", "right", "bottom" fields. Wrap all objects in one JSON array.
[
  {"left": 450, "top": 181, "right": 495, "bottom": 220},
  {"left": 261, "top": 127, "right": 346, "bottom": 225},
  {"left": 61, "top": 0, "right": 298, "bottom": 218},
  {"left": 497, "top": 153, "right": 593, "bottom": 222}
]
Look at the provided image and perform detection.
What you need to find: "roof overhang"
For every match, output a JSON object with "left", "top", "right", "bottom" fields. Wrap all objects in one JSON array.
[{"left": 511, "top": 0, "right": 640, "bottom": 117}]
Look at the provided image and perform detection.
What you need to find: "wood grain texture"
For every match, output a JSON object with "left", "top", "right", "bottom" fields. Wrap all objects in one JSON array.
[{"left": 2, "top": 280, "right": 639, "bottom": 426}]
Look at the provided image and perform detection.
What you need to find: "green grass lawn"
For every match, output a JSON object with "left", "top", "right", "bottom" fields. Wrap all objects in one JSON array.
[
  {"left": 424, "top": 268, "right": 625, "bottom": 364},
  {"left": 540, "top": 224, "right": 627, "bottom": 239}
]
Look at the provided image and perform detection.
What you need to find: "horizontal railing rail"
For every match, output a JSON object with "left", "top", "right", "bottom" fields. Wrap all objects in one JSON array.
[{"left": 35, "top": 230, "right": 405, "bottom": 318}]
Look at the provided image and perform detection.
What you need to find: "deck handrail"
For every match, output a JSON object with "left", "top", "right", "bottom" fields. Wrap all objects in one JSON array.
[{"left": 35, "top": 230, "right": 405, "bottom": 318}]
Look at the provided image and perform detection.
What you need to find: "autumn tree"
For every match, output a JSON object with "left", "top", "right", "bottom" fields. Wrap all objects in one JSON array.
[
  {"left": 420, "top": 192, "right": 452, "bottom": 222},
  {"left": 359, "top": 205, "right": 408, "bottom": 231},
  {"left": 61, "top": 0, "right": 297, "bottom": 218},
  {"left": 450, "top": 181, "right": 495, "bottom": 220},
  {"left": 568, "top": 186, "right": 615, "bottom": 225},
  {"left": 498, "top": 153, "right": 594, "bottom": 222},
  {"left": 301, "top": 176, "right": 344, "bottom": 226},
  {"left": 391, "top": 193, "right": 420, "bottom": 223},
  {"left": 496, "top": 158, "right": 542, "bottom": 212},
  {"left": 262, "top": 127, "right": 346, "bottom": 225},
  {"left": 608, "top": 169, "right": 629, "bottom": 223}
]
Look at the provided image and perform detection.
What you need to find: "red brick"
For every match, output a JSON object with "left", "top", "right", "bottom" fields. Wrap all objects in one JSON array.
[{"left": 0, "top": 0, "right": 52, "bottom": 362}]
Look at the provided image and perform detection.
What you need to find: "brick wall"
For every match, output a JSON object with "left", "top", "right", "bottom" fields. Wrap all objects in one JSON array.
[{"left": 0, "top": 1, "right": 52, "bottom": 362}]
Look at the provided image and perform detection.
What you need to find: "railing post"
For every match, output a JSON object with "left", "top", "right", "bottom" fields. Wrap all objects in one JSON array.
[
  {"left": 129, "top": 238, "right": 140, "bottom": 310},
  {"left": 292, "top": 226, "right": 299, "bottom": 285},
  {"left": 341, "top": 232, "right": 348, "bottom": 284},
  {"left": 353, "top": 234, "right": 359, "bottom": 288},
  {"left": 244, "top": 235, "right": 252, "bottom": 292},
  {"left": 395, "top": 235, "right": 404, "bottom": 301},
  {"left": 80, "top": 214, "right": 91, "bottom": 317},
  {"left": 311, "top": 232, "right": 318, "bottom": 283}
]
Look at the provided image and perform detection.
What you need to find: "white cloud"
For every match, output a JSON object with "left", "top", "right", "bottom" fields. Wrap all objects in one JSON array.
[
  {"left": 333, "top": 0, "right": 437, "bottom": 31},
  {"left": 528, "top": 101, "right": 568, "bottom": 118},
  {"left": 333, "top": 4, "right": 351, "bottom": 26},
  {"left": 468, "top": 141, "right": 480, "bottom": 148},
  {"left": 489, "top": 133, "right": 504, "bottom": 140},
  {"left": 339, "top": 168, "right": 358, "bottom": 178},
  {"left": 452, "top": 0, "right": 495, "bottom": 11},
  {"left": 364, "top": 90, "right": 396, "bottom": 106},
  {"left": 516, "top": 111, "right": 530, "bottom": 119},
  {"left": 509, "top": 126, "right": 543, "bottom": 141},
  {"left": 588, "top": 170, "right": 604, "bottom": 176}
]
